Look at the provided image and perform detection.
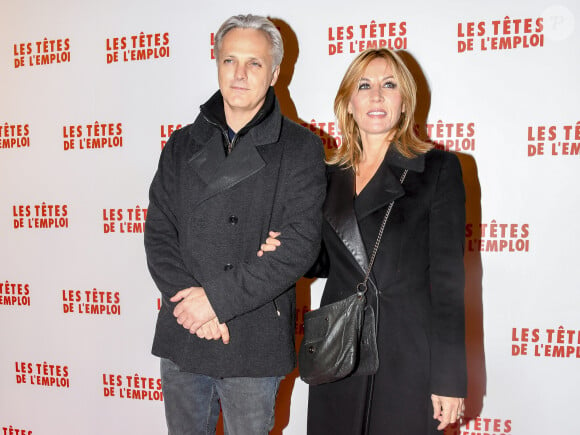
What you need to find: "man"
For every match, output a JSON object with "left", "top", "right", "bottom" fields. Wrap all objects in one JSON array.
[{"left": 144, "top": 14, "right": 326, "bottom": 434}]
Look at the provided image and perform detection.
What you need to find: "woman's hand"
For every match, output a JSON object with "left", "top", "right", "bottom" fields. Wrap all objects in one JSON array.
[
  {"left": 257, "top": 231, "right": 281, "bottom": 257},
  {"left": 431, "top": 394, "right": 464, "bottom": 430}
]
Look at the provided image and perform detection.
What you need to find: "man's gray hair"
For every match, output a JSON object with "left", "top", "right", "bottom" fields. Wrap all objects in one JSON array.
[{"left": 214, "top": 14, "right": 284, "bottom": 70}]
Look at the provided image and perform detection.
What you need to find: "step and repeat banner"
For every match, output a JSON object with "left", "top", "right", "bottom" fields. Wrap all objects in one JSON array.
[{"left": 1, "top": 0, "right": 578, "bottom": 434}]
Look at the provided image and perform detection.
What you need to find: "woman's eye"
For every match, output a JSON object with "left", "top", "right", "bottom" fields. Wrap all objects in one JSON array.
[
  {"left": 384, "top": 81, "right": 397, "bottom": 89},
  {"left": 358, "top": 82, "right": 370, "bottom": 90}
]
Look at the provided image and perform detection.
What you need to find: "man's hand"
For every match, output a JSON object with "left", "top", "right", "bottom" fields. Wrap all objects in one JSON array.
[
  {"left": 196, "top": 317, "right": 230, "bottom": 344},
  {"left": 170, "top": 287, "right": 217, "bottom": 334}
]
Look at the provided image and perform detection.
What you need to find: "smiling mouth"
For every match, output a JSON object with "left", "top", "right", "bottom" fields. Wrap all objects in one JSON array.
[{"left": 367, "top": 111, "right": 386, "bottom": 116}]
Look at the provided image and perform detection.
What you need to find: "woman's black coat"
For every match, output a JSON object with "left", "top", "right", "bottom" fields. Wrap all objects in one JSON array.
[{"left": 307, "top": 147, "right": 467, "bottom": 435}]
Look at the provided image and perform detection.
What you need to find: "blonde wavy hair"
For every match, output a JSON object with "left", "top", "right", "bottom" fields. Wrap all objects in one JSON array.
[{"left": 330, "top": 48, "right": 431, "bottom": 168}]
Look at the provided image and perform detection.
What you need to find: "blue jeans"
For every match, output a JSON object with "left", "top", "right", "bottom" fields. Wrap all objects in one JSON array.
[{"left": 160, "top": 358, "right": 282, "bottom": 435}]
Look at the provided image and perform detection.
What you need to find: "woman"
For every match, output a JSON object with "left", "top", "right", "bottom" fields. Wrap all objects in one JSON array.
[{"left": 261, "top": 48, "right": 467, "bottom": 434}]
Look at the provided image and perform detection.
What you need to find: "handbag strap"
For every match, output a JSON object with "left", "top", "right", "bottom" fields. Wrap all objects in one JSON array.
[{"left": 356, "top": 169, "right": 408, "bottom": 295}]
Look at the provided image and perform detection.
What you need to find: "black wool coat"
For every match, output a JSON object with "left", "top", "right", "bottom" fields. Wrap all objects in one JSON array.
[
  {"left": 307, "top": 147, "right": 467, "bottom": 435},
  {"left": 144, "top": 88, "right": 326, "bottom": 377}
]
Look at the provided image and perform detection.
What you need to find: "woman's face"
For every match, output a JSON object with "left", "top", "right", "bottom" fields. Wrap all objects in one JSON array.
[{"left": 348, "top": 57, "right": 405, "bottom": 143}]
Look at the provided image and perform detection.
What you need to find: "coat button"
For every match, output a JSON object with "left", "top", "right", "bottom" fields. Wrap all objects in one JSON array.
[
  {"left": 224, "top": 263, "right": 234, "bottom": 271},
  {"left": 229, "top": 215, "right": 238, "bottom": 225}
]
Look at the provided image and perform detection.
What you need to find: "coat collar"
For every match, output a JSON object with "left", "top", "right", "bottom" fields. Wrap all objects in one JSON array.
[
  {"left": 354, "top": 145, "right": 424, "bottom": 220},
  {"left": 324, "top": 145, "right": 425, "bottom": 274},
  {"left": 324, "top": 164, "right": 369, "bottom": 274},
  {"left": 187, "top": 87, "right": 282, "bottom": 204},
  {"left": 199, "top": 86, "right": 278, "bottom": 142}
]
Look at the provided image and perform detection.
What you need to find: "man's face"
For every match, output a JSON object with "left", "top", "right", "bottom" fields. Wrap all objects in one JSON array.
[{"left": 217, "top": 27, "right": 280, "bottom": 124}]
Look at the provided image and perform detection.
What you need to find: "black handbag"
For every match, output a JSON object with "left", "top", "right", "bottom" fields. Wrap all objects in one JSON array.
[{"left": 298, "top": 169, "right": 408, "bottom": 386}]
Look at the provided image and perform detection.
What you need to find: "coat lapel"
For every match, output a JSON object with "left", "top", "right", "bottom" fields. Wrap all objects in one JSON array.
[
  {"left": 188, "top": 132, "right": 266, "bottom": 205},
  {"left": 354, "top": 163, "right": 405, "bottom": 221},
  {"left": 187, "top": 88, "right": 282, "bottom": 205},
  {"left": 324, "top": 146, "right": 427, "bottom": 275},
  {"left": 355, "top": 146, "right": 425, "bottom": 220},
  {"left": 324, "top": 167, "right": 369, "bottom": 275}
]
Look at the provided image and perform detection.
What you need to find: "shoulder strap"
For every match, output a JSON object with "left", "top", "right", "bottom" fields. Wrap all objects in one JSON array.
[{"left": 357, "top": 169, "right": 408, "bottom": 295}]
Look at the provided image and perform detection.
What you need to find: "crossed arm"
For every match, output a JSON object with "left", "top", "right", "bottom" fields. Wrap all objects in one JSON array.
[{"left": 170, "top": 231, "right": 282, "bottom": 344}]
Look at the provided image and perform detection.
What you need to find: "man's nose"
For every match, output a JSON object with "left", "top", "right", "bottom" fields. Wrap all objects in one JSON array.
[{"left": 235, "top": 64, "right": 247, "bottom": 80}]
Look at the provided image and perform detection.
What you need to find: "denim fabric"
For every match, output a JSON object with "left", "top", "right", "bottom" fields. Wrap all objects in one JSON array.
[{"left": 161, "top": 358, "right": 282, "bottom": 435}]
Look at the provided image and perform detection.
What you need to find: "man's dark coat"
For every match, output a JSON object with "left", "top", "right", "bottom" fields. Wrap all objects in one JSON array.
[{"left": 144, "top": 88, "right": 326, "bottom": 377}]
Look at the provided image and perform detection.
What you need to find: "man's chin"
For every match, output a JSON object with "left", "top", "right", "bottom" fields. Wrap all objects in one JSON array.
[{"left": 224, "top": 97, "right": 253, "bottom": 111}]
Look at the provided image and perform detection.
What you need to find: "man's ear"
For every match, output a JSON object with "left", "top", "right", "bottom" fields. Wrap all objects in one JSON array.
[{"left": 270, "top": 65, "right": 281, "bottom": 86}]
